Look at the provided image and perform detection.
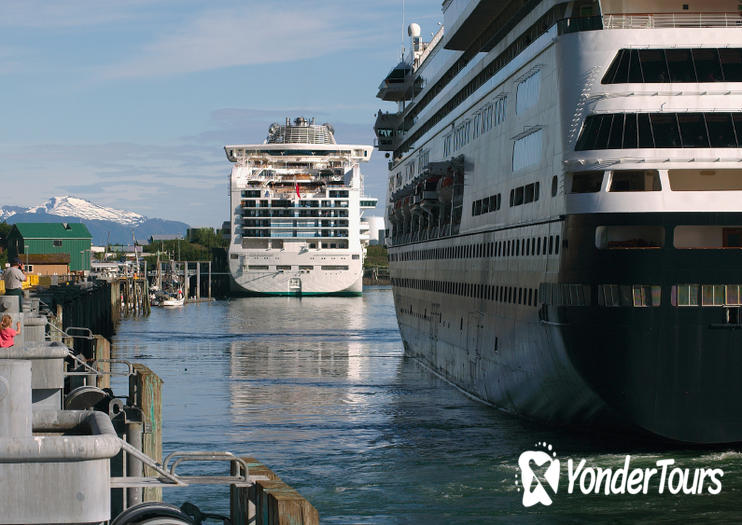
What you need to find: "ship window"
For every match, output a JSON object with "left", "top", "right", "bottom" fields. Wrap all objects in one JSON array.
[
  {"left": 512, "top": 129, "right": 543, "bottom": 171},
  {"left": 720, "top": 49, "right": 742, "bottom": 81},
  {"left": 672, "top": 284, "right": 700, "bottom": 306},
  {"left": 606, "top": 48, "right": 742, "bottom": 84},
  {"left": 598, "top": 285, "right": 623, "bottom": 307},
  {"left": 53, "top": 240, "right": 63, "bottom": 247},
  {"left": 673, "top": 225, "right": 742, "bottom": 249},
  {"left": 276, "top": 265, "right": 291, "bottom": 270},
  {"left": 668, "top": 169, "right": 742, "bottom": 191},
  {"left": 595, "top": 225, "right": 665, "bottom": 249},
  {"left": 570, "top": 171, "right": 603, "bottom": 193},
  {"left": 727, "top": 285, "right": 742, "bottom": 306},
  {"left": 623, "top": 112, "right": 638, "bottom": 148},
  {"left": 650, "top": 114, "right": 681, "bottom": 148},
  {"left": 638, "top": 49, "right": 667, "bottom": 82},
  {"left": 678, "top": 113, "right": 709, "bottom": 148},
  {"left": 604, "top": 49, "right": 629, "bottom": 84},
  {"left": 516, "top": 70, "right": 541, "bottom": 114},
  {"left": 608, "top": 113, "right": 625, "bottom": 149},
  {"left": 551, "top": 175, "right": 558, "bottom": 196},
  {"left": 702, "top": 285, "right": 725, "bottom": 306},
  {"left": 638, "top": 114, "right": 654, "bottom": 148},
  {"left": 575, "top": 115, "right": 602, "bottom": 150},
  {"left": 628, "top": 49, "right": 643, "bottom": 83},
  {"left": 693, "top": 49, "right": 723, "bottom": 82},
  {"left": 247, "top": 265, "right": 269, "bottom": 270},
  {"left": 595, "top": 114, "right": 612, "bottom": 149},
  {"left": 577, "top": 112, "right": 742, "bottom": 150},
  {"left": 633, "top": 285, "right": 661, "bottom": 307},
  {"left": 706, "top": 114, "right": 737, "bottom": 147},
  {"left": 299, "top": 265, "right": 313, "bottom": 270},
  {"left": 667, "top": 49, "right": 695, "bottom": 82},
  {"left": 609, "top": 170, "right": 661, "bottom": 192}
]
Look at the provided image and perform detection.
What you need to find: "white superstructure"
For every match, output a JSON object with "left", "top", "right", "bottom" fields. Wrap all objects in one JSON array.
[{"left": 226, "top": 118, "right": 375, "bottom": 295}]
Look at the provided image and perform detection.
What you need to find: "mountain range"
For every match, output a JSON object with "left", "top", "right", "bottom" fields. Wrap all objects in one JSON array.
[{"left": 0, "top": 196, "right": 189, "bottom": 245}]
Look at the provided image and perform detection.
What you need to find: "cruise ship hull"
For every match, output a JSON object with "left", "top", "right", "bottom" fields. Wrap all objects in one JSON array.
[
  {"left": 229, "top": 266, "right": 363, "bottom": 296},
  {"left": 392, "top": 212, "right": 742, "bottom": 443}
]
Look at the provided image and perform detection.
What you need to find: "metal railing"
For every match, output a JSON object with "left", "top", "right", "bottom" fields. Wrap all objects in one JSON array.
[
  {"left": 558, "top": 12, "right": 742, "bottom": 34},
  {"left": 605, "top": 12, "right": 742, "bottom": 29}
]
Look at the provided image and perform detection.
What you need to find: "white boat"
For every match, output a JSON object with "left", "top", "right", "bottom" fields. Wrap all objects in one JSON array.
[
  {"left": 225, "top": 117, "right": 376, "bottom": 295},
  {"left": 375, "top": 1, "right": 742, "bottom": 443},
  {"left": 161, "top": 296, "right": 184, "bottom": 308}
]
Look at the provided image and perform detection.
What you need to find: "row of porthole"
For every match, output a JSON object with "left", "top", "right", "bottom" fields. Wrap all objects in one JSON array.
[
  {"left": 391, "top": 277, "right": 539, "bottom": 307},
  {"left": 389, "top": 234, "right": 561, "bottom": 262}
]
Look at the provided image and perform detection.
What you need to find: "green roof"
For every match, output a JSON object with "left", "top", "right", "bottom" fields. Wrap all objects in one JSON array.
[{"left": 12, "top": 222, "right": 92, "bottom": 239}]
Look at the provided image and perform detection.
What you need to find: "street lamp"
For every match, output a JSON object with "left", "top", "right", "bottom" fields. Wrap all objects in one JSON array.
[{"left": 23, "top": 244, "right": 29, "bottom": 270}]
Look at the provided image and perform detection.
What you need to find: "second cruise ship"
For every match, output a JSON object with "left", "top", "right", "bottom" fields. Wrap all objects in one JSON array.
[{"left": 226, "top": 118, "right": 376, "bottom": 295}]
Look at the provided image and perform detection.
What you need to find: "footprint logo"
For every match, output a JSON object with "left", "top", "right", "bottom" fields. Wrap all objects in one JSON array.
[{"left": 515, "top": 442, "right": 560, "bottom": 507}]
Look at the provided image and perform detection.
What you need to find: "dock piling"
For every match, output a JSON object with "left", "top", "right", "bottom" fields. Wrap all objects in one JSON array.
[{"left": 129, "top": 364, "right": 164, "bottom": 502}]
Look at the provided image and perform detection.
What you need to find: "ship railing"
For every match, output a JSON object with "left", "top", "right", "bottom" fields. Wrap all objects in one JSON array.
[
  {"left": 414, "top": 25, "right": 445, "bottom": 71},
  {"left": 558, "top": 12, "right": 742, "bottom": 34},
  {"left": 607, "top": 12, "right": 742, "bottom": 29}
]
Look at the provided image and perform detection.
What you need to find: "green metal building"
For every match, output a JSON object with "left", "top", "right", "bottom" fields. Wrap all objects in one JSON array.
[{"left": 7, "top": 223, "right": 92, "bottom": 271}]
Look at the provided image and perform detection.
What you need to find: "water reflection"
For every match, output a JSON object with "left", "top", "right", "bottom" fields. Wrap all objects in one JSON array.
[{"left": 111, "top": 287, "right": 742, "bottom": 524}]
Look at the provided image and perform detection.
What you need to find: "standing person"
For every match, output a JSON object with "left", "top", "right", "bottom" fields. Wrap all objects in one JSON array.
[
  {"left": 3, "top": 257, "right": 26, "bottom": 309},
  {"left": 0, "top": 314, "right": 21, "bottom": 348}
]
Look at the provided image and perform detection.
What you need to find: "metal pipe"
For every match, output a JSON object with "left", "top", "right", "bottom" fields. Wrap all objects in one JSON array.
[{"left": 125, "top": 421, "right": 143, "bottom": 508}]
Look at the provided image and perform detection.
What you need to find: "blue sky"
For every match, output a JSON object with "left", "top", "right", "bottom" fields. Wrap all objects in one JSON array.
[{"left": 0, "top": 0, "right": 442, "bottom": 227}]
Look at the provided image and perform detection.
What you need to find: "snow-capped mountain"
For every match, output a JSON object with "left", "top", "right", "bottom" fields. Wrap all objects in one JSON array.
[
  {"left": 0, "top": 196, "right": 189, "bottom": 245},
  {"left": 1, "top": 196, "right": 146, "bottom": 226}
]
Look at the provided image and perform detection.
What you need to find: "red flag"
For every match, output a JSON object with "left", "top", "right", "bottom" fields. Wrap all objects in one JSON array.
[{"left": 295, "top": 182, "right": 301, "bottom": 198}]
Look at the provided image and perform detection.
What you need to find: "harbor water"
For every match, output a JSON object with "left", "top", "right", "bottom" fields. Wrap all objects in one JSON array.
[{"left": 112, "top": 286, "right": 742, "bottom": 523}]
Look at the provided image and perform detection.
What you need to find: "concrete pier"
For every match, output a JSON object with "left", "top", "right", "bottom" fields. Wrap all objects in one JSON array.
[
  {"left": 0, "top": 279, "right": 319, "bottom": 524},
  {"left": 0, "top": 361, "right": 32, "bottom": 438}
]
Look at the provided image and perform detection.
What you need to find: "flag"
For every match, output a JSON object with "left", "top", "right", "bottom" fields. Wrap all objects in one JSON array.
[{"left": 295, "top": 182, "right": 301, "bottom": 199}]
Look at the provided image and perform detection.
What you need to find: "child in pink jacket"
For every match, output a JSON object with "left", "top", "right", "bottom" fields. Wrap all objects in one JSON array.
[{"left": 0, "top": 314, "right": 21, "bottom": 348}]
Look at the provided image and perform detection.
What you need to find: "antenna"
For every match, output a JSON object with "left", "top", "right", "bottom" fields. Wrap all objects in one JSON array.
[{"left": 400, "top": 0, "right": 405, "bottom": 60}]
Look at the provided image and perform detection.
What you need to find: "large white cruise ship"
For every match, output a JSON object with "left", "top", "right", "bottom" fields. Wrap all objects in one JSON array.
[
  {"left": 376, "top": 1, "right": 742, "bottom": 443},
  {"left": 226, "top": 118, "right": 376, "bottom": 295}
]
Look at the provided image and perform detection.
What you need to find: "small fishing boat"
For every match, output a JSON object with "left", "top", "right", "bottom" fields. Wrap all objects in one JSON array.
[{"left": 161, "top": 295, "right": 185, "bottom": 308}]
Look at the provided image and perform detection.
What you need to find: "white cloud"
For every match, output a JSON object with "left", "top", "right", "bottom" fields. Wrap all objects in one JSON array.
[{"left": 101, "top": 5, "right": 377, "bottom": 79}]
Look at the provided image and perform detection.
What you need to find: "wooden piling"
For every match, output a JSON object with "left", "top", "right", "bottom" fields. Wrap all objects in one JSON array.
[
  {"left": 230, "top": 457, "right": 318, "bottom": 525},
  {"left": 129, "top": 363, "right": 163, "bottom": 502},
  {"left": 93, "top": 335, "right": 111, "bottom": 390}
]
